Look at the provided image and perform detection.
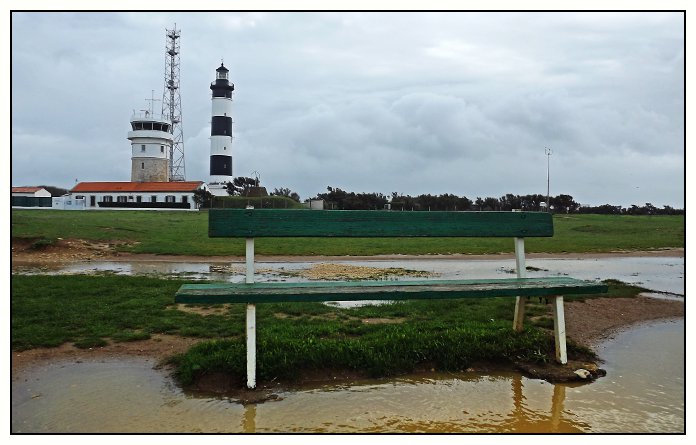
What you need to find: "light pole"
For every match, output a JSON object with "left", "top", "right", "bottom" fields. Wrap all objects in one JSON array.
[{"left": 545, "top": 148, "right": 552, "bottom": 212}]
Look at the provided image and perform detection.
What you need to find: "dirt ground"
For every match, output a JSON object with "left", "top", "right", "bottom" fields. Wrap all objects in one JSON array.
[{"left": 11, "top": 238, "right": 685, "bottom": 385}]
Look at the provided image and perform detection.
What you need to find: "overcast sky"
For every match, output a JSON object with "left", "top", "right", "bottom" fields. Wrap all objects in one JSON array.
[{"left": 10, "top": 11, "right": 684, "bottom": 207}]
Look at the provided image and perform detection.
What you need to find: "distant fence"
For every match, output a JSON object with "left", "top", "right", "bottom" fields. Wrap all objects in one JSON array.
[
  {"left": 212, "top": 196, "right": 304, "bottom": 209},
  {"left": 12, "top": 196, "right": 52, "bottom": 207}
]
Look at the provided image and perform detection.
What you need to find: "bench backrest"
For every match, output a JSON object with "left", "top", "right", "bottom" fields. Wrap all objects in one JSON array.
[{"left": 208, "top": 209, "right": 553, "bottom": 238}]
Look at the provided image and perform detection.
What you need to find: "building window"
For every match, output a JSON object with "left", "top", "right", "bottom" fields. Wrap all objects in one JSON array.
[
  {"left": 103, "top": 196, "right": 113, "bottom": 203},
  {"left": 151, "top": 196, "right": 157, "bottom": 203},
  {"left": 165, "top": 195, "right": 176, "bottom": 203},
  {"left": 136, "top": 196, "right": 142, "bottom": 203},
  {"left": 161, "top": 145, "right": 164, "bottom": 153},
  {"left": 182, "top": 196, "right": 188, "bottom": 204},
  {"left": 141, "top": 145, "right": 146, "bottom": 152},
  {"left": 117, "top": 196, "right": 127, "bottom": 203},
  {"left": 142, "top": 162, "right": 145, "bottom": 169},
  {"left": 223, "top": 146, "right": 226, "bottom": 150}
]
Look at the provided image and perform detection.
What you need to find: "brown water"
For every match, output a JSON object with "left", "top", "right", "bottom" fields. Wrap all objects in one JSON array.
[{"left": 11, "top": 319, "right": 684, "bottom": 433}]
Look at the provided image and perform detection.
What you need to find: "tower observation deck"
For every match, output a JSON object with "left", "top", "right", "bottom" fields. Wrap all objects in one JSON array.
[{"left": 127, "top": 110, "right": 173, "bottom": 182}]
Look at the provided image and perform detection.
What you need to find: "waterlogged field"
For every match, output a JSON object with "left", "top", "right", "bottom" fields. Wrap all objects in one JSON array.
[
  {"left": 11, "top": 275, "right": 641, "bottom": 383},
  {"left": 12, "top": 319, "right": 684, "bottom": 433},
  {"left": 11, "top": 210, "right": 684, "bottom": 256}
]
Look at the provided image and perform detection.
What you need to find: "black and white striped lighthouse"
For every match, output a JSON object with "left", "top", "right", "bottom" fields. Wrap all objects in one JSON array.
[{"left": 208, "top": 63, "right": 235, "bottom": 195}]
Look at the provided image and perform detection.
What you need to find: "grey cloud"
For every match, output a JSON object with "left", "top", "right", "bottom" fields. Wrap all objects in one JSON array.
[{"left": 10, "top": 11, "right": 684, "bottom": 207}]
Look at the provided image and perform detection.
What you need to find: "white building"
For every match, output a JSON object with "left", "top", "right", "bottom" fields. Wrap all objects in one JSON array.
[
  {"left": 11, "top": 186, "right": 53, "bottom": 208},
  {"left": 52, "top": 196, "right": 86, "bottom": 210},
  {"left": 12, "top": 186, "right": 51, "bottom": 198},
  {"left": 70, "top": 181, "right": 207, "bottom": 211}
]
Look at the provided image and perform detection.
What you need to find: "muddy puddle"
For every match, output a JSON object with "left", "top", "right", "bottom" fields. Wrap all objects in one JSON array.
[
  {"left": 11, "top": 255, "right": 684, "bottom": 432},
  {"left": 11, "top": 318, "right": 684, "bottom": 433},
  {"left": 12, "top": 256, "right": 685, "bottom": 306}
]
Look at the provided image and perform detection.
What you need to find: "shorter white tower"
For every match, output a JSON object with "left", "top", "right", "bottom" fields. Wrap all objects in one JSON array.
[
  {"left": 208, "top": 63, "right": 234, "bottom": 196},
  {"left": 128, "top": 108, "right": 173, "bottom": 182}
]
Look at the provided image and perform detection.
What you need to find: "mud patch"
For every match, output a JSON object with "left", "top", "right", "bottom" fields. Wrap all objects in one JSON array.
[
  {"left": 361, "top": 317, "right": 406, "bottom": 324},
  {"left": 295, "top": 263, "right": 435, "bottom": 281},
  {"left": 175, "top": 304, "right": 232, "bottom": 316},
  {"left": 12, "top": 237, "right": 134, "bottom": 263},
  {"left": 564, "top": 295, "right": 684, "bottom": 347},
  {"left": 11, "top": 334, "right": 205, "bottom": 376},
  {"left": 515, "top": 359, "right": 606, "bottom": 383}
]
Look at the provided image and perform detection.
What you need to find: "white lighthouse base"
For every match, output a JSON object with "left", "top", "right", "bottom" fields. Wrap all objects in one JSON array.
[{"left": 208, "top": 183, "right": 230, "bottom": 197}]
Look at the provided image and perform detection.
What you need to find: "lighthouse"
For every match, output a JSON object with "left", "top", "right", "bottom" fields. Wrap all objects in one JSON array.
[
  {"left": 127, "top": 106, "right": 173, "bottom": 182},
  {"left": 208, "top": 63, "right": 235, "bottom": 196}
]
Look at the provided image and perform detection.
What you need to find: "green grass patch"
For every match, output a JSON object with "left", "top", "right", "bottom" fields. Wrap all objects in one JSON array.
[
  {"left": 11, "top": 275, "right": 648, "bottom": 385},
  {"left": 10, "top": 275, "right": 243, "bottom": 351},
  {"left": 74, "top": 337, "right": 109, "bottom": 349},
  {"left": 111, "top": 330, "right": 152, "bottom": 343},
  {"left": 29, "top": 237, "right": 56, "bottom": 251},
  {"left": 12, "top": 210, "right": 684, "bottom": 256}
]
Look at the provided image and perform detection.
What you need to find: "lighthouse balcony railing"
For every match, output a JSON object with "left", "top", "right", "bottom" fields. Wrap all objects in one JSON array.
[
  {"left": 130, "top": 112, "right": 172, "bottom": 124},
  {"left": 127, "top": 130, "right": 174, "bottom": 140}
]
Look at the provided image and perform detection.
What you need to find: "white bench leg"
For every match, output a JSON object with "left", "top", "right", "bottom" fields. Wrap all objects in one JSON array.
[
  {"left": 513, "top": 236, "right": 526, "bottom": 332},
  {"left": 245, "top": 235, "right": 256, "bottom": 389},
  {"left": 552, "top": 296, "right": 567, "bottom": 364},
  {"left": 513, "top": 297, "right": 526, "bottom": 332},
  {"left": 246, "top": 303, "right": 256, "bottom": 389}
]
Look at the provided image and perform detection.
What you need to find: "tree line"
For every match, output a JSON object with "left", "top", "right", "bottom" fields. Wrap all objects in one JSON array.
[
  {"left": 313, "top": 187, "right": 683, "bottom": 215},
  {"left": 192, "top": 178, "right": 683, "bottom": 214}
]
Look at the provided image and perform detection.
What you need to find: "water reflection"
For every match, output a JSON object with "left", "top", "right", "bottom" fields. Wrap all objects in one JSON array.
[
  {"left": 242, "top": 403, "right": 256, "bottom": 433},
  {"left": 10, "top": 361, "right": 592, "bottom": 433}
]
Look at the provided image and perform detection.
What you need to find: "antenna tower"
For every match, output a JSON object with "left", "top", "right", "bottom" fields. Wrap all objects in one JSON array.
[{"left": 162, "top": 25, "right": 186, "bottom": 181}]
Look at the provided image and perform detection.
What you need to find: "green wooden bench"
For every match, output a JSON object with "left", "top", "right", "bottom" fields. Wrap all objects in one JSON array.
[{"left": 176, "top": 208, "right": 608, "bottom": 388}]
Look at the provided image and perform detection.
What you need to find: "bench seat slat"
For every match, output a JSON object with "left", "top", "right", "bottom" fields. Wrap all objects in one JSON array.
[{"left": 175, "top": 277, "right": 608, "bottom": 304}]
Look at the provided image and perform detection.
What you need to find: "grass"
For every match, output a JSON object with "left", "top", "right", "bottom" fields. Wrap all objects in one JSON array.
[
  {"left": 11, "top": 210, "right": 684, "bottom": 256},
  {"left": 10, "top": 275, "right": 244, "bottom": 351},
  {"left": 11, "top": 274, "right": 645, "bottom": 385}
]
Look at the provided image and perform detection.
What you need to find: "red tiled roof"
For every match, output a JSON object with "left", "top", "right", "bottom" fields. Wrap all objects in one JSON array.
[
  {"left": 71, "top": 181, "right": 204, "bottom": 193},
  {"left": 12, "top": 187, "right": 45, "bottom": 193}
]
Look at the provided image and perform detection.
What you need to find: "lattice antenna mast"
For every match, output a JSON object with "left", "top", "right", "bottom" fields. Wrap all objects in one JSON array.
[{"left": 162, "top": 25, "right": 186, "bottom": 181}]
